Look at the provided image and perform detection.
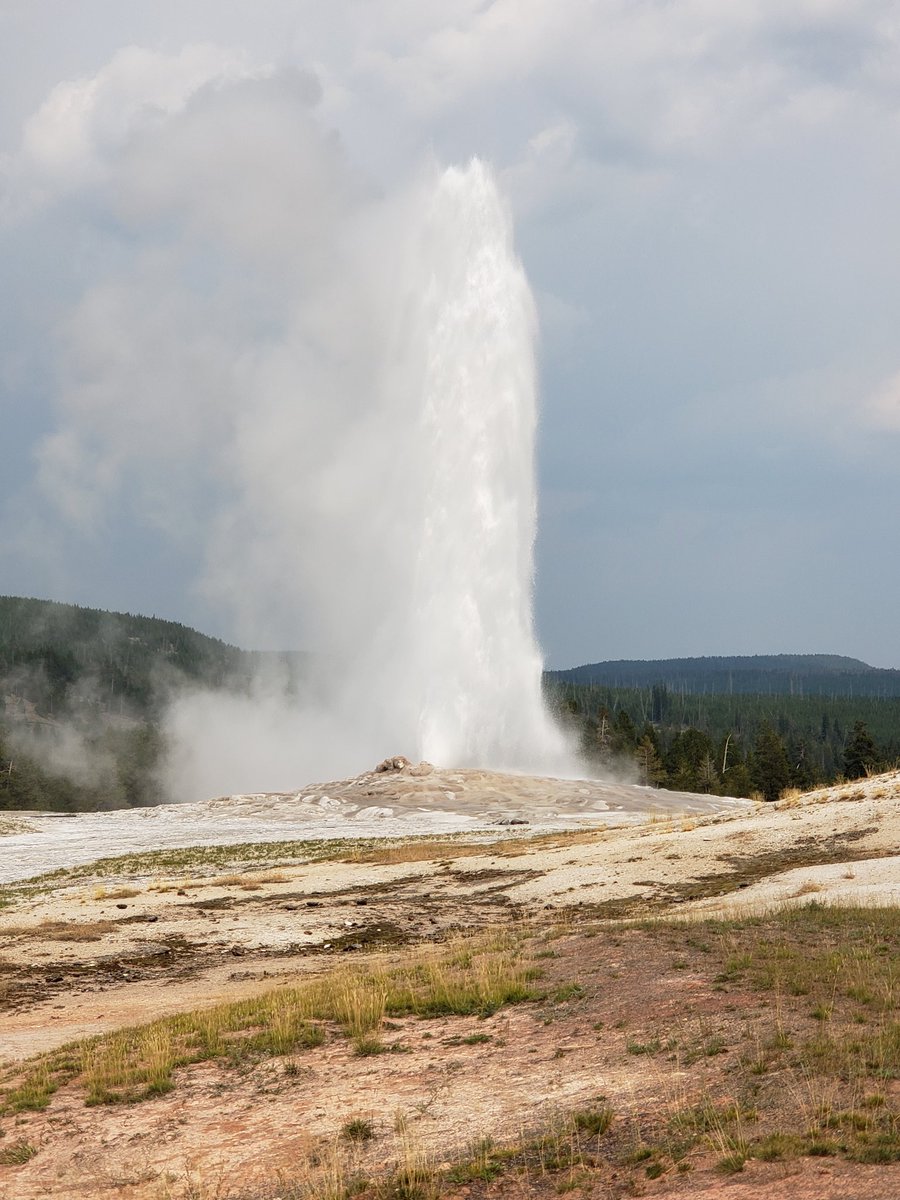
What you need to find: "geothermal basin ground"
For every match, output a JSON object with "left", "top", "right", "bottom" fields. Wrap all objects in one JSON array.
[
  {"left": 1, "top": 766, "right": 899, "bottom": 1200},
  {"left": 0, "top": 764, "right": 752, "bottom": 886}
]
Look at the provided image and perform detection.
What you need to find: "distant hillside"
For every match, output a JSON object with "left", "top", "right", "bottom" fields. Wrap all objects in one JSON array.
[
  {"left": 0, "top": 597, "right": 311, "bottom": 812},
  {"left": 4, "top": 597, "right": 897, "bottom": 812},
  {"left": 0, "top": 596, "right": 312, "bottom": 720},
  {"left": 547, "top": 654, "right": 900, "bottom": 698},
  {"left": 0, "top": 595, "right": 248, "bottom": 718}
]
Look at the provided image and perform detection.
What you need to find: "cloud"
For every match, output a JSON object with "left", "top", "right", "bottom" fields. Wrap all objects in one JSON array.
[
  {"left": 16, "top": 53, "right": 361, "bottom": 547},
  {"left": 114, "top": 69, "right": 347, "bottom": 269},
  {"left": 864, "top": 370, "right": 900, "bottom": 433},
  {"left": 17, "top": 44, "right": 255, "bottom": 201},
  {"left": 341, "top": 0, "right": 900, "bottom": 175}
]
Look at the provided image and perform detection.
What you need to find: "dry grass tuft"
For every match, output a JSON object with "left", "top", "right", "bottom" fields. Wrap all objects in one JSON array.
[
  {"left": 0, "top": 919, "right": 117, "bottom": 944},
  {"left": 793, "top": 881, "right": 826, "bottom": 897},
  {"left": 206, "top": 869, "right": 292, "bottom": 890},
  {"left": 344, "top": 841, "right": 488, "bottom": 866},
  {"left": 777, "top": 787, "right": 804, "bottom": 808},
  {"left": 90, "top": 885, "right": 141, "bottom": 900},
  {"left": 151, "top": 868, "right": 292, "bottom": 893},
  {"left": 0, "top": 816, "right": 38, "bottom": 837}
]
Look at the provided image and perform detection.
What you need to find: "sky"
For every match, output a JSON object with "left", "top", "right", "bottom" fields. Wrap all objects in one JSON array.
[{"left": 2, "top": 1, "right": 900, "bottom": 672}]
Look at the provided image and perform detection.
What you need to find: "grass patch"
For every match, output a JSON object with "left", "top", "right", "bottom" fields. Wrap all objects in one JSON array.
[
  {"left": 0, "top": 1139, "right": 38, "bottom": 1165},
  {"left": 627, "top": 1037, "right": 661, "bottom": 1056},
  {"left": 272, "top": 1099, "right": 618, "bottom": 1196},
  {"left": 552, "top": 982, "right": 585, "bottom": 1003},
  {"left": 715, "top": 1149, "right": 747, "bottom": 1174},
  {"left": 344, "top": 841, "right": 489, "bottom": 866},
  {"left": 699, "top": 904, "right": 900, "bottom": 1084},
  {"left": 572, "top": 1104, "right": 614, "bottom": 1136},
  {"left": 0, "top": 919, "right": 118, "bottom": 944},
  {"left": 612, "top": 905, "right": 900, "bottom": 1175},
  {"left": 353, "top": 1035, "right": 387, "bottom": 1056},
  {"left": 341, "top": 1117, "right": 375, "bottom": 1142},
  {"left": 444, "top": 1031, "right": 493, "bottom": 1046},
  {"left": 446, "top": 1136, "right": 507, "bottom": 1183},
  {"left": 0, "top": 930, "right": 538, "bottom": 1110}
]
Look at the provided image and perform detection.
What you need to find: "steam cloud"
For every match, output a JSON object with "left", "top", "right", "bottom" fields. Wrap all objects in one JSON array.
[{"left": 20, "top": 49, "right": 576, "bottom": 799}]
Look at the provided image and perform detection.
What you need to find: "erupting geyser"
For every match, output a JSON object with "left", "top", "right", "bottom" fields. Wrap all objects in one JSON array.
[
  {"left": 387, "top": 160, "right": 570, "bottom": 771},
  {"left": 163, "top": 157, "right": 576, "bottom": 793},
  {"left": 24, "top": 63, "right": 574, "bottom": 798}
]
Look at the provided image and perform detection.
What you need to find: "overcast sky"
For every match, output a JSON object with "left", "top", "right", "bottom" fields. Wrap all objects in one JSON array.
[{"left": 2, "top": 1, "right": 900, "bottom": 670}]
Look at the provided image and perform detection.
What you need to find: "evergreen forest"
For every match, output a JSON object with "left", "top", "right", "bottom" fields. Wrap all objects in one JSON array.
[{"left": 544, "top": 679, "right": 900, "bottom": 802}]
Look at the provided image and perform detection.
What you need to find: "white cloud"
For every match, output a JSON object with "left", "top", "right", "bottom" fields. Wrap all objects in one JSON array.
[
  {"left": 14, "top": 51, "right": 361, "bottom": 546},
  {"left": 9, "top": 44, "right": 257, "bottom": 214},
  {"left": 113, "top": 69, "right": 348, "bottom": 269},
  {"left": 340, "top": 0, "right": 900, "bottom": 170},
  {"left": 864, "top": 370, "right": 900, "bottom": 432}
]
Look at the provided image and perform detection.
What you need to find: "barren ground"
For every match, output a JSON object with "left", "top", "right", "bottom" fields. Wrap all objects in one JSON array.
[{"left": 1, "top": 767, "right": 899, "bottom": 1199}]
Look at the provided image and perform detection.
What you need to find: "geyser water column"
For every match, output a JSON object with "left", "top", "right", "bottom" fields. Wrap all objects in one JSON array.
[
  {"left": 377, "top": 159, "right": 571, "bottom": 772},
  {"left": 163, "top": 155, "right": 575, "bottom": 796}
]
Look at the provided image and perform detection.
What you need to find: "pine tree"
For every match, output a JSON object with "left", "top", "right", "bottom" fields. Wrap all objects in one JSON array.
[
  {"left": 635, "top": 734, "right": 665, "bottom": 787},
  {"left": 611, "top": 709, "right": 638, "bottom": 755},
  {"left": 665, "top": 728, "right": 715, "bottom": 793},
  {"left": 788, "top": 736, "right": 819, "bottom": 791},
  {"left": 843, "top": 721, "right": 879, "bottom": 780},
  {"left": 752, "top": 723, "right": 791, "bottom": 802}
]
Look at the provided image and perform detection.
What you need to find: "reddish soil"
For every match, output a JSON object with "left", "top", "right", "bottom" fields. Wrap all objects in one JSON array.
[{"left": 2, "top": 921, "right": 898, "bottom": 1199}]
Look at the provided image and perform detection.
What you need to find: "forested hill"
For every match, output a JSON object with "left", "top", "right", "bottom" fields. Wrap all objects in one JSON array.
[
  {"left": 0, "top": 595, "right": 249, "bottom": 718},
  {"left": 547, "top": 654, "right": 900, "bottom": 698},
  {"left": 0, "top": 596, "right": 312, "bottom": 812}
]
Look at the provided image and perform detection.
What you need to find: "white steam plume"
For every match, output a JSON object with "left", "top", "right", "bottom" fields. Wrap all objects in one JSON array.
[{"left": 22, "top": 53, "right": 576, "bottom": 796}]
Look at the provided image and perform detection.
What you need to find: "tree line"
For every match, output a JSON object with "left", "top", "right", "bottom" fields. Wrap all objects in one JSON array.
[
  {"left": 546, "top": 681, "right": 897, "bottom": 801},
  {"left": 548, "top": 653, "right": 900, "bottom": 698},
  {"left": 0, "top": 597, "right": 314, "bottom": 812},
  {"left": 0, "top": 595, "right": 242, "bottom": 812},
  {"left": 0, "top": 724, "right": 163, "bottom": 812}
]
